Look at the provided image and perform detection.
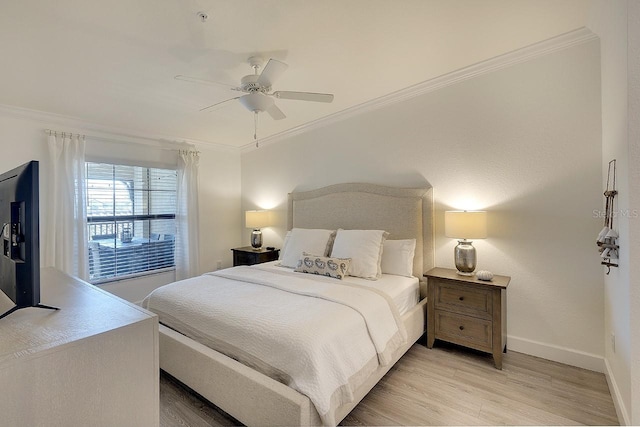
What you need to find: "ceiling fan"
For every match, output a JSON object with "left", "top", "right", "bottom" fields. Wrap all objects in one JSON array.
[{"left": 175, "top": 56, "right": 334, "bottom": 121}]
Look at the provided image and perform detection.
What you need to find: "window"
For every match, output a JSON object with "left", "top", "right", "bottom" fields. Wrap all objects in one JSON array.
[{"left": 85, "top": 162, "right": 177, "bottom": 283}]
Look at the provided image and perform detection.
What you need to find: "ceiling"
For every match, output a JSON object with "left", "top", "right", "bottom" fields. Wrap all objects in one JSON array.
[{"left": 0, "top": 0, "right": 589, "bottom": 148}]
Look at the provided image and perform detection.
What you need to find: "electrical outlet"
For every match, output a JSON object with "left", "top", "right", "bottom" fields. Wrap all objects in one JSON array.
[
  {"left": 611, "top": 333, "right": 616, "bottom": 353},
  {"left": 216, "top": 260, "right": 222, "bottom": 270}
]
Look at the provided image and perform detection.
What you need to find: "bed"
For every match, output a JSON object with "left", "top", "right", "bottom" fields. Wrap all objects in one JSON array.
[{"left": 145, "top": 182, "right": 434, "bottom": 426}]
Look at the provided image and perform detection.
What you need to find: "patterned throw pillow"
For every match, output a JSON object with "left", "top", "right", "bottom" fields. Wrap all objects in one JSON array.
[{"left": 294, "top": 252, "right": 351, "bottom": 280}]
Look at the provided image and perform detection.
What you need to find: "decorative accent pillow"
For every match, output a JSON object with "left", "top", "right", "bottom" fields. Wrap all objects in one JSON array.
[
  {"left": 381, "top": 239, "right": 416, "bottom": 277},
  {"left": 294, "top": 253, "right": 351, "bottom": 280},
  {"left": 279, "top": 228, "right": 336, "bottom": 268},
  {"left": 330, "top": 229, "right": 389, "bottom": 280}
]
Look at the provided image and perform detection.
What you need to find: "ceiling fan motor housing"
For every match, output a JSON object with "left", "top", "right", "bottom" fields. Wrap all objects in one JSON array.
[{"left": 240, "top": 75, "right": 269, "bottom": 93}]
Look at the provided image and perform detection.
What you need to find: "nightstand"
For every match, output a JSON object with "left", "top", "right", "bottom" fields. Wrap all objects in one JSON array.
[
  {"left": 424, "top": 267, "right": 510, "bottom": 369},
  {"left": 231, "top": 246, "right": 280, "bottom": 266}
]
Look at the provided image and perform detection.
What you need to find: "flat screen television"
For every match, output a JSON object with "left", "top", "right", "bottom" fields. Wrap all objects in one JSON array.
[{"left": 0, "top": 160, "right": 57, "bottom": 319}]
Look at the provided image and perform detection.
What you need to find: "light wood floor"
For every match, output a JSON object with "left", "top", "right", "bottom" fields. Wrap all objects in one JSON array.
[{"left": 159, "top": 342, "right": 619, "bottom": 426}]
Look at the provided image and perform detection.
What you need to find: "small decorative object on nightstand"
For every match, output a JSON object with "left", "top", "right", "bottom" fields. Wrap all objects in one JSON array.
[
  {"left": 425, "top": 267, "right": 510, "bottom": 369},
  {"left": 475, "top": 270, "right": 494, "bottom": 281},
  {"left": 232, "top": 246, "right": 279, "bottom": 266}
]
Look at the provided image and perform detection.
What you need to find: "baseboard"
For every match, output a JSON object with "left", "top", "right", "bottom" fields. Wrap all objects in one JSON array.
[
  {"left": 514, "top": 341, "right": 631, "bottom": 426},
  {"left": 507, "top": 335, "right": 604, "bottom": 373},
  {"left": 604, "top": 358, "right": 630, "bottom": 425}
]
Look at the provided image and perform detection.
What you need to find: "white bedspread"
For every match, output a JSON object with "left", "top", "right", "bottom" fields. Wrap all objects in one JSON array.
[
  {"left": 258, "top": 261, "right": 420, "bottom": 315},
  {"left": 143, "top": 265, "right": 407, "bottom": 425}
]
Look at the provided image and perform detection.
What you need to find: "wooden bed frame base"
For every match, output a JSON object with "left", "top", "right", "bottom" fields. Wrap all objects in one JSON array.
[{"left": 159, "top": 297, "right": 427, "bottom": 426}]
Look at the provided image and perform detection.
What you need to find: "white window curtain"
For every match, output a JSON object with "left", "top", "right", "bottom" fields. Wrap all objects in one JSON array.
[
  {"left": 175, "top": 149, "right": 200, "bottom": 280},
  {"left": 45, "top": 132, "right": 89, "bottom": 280}
]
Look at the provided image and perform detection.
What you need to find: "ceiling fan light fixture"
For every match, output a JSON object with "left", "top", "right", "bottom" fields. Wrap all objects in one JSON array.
[{"left": 239, "top": 93, "right": 274, "bottom": 113}]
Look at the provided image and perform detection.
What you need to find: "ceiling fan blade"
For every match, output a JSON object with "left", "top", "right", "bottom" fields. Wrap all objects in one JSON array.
[
  {"left": 175, "top": 75, "right": 240, "bottom": 91},
  {"left": 266, "top": 103, "right": 286, "bottom": 120},
  {"left": 257, "top": 59, "right": 288, "bottom": 88},
  {"left": 272, "top": 91, "right": 334, "bottom": 103},
  {"left": 200, "top": 96, "right": 241, "bottom": 112}
]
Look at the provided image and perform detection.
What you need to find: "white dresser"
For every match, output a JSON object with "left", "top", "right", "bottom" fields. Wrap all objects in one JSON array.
[{"left": 0, "top": 267, "right": 159, "bottom": 427}]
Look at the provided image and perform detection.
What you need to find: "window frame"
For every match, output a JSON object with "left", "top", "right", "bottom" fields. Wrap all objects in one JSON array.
[{"left": 85, "top": 162, "right": 178, "bottom": 284}]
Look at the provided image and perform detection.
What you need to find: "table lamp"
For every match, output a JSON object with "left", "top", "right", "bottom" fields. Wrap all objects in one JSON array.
[
  {"left": 445, "top": 211, "right": 487, "bottom": 275},
  {"left": 245, "top": 210, "right": 271, "bottom": 249}
]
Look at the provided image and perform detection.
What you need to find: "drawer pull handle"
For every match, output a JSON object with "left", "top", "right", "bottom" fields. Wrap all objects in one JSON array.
[
  {"left": 459, "top": 325, "right": 465, "bottom": 331},
  {"left": 459, "top": 296, "right": 464, "bottom": 301}
]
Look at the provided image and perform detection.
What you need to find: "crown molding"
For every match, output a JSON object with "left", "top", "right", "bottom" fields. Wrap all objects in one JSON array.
[
  {"left": 0, "top": 103, "right": 239, "bottom": 153},
  {"left": 242, "top": 27, "right": 598, "bottom": 152},
  {"left": 0, "top": 26, "right": 597, "bottom": 155}
]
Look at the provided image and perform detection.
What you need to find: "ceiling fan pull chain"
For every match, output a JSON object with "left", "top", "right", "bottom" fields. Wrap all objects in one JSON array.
[{"left": 254, "top": 112, "right": 259, "bottom": 147}]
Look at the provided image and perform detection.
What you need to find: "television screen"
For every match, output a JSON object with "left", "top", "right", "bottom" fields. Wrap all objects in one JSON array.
[{"left": 0, "top": 160, "right": 55, "bottom": 319}]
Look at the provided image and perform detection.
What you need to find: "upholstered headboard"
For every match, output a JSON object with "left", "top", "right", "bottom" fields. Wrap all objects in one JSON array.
[{"left": 287, "top": 183, "right": 434, "bottom": 280}]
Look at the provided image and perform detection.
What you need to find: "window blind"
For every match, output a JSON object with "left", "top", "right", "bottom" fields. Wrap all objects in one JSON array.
[{"left": 86, "top": 162, "right": 177, "bottom": 283}]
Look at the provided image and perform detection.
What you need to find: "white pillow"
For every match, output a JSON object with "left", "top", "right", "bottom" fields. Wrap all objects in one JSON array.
[
  {"left": 279, "top": 228, "right": 336, "bottom": 268},
  {"left": 330, "top": 229, "right": 388, "bottom": 280},
  {"left": 278, "top": 231, "right": 292, "bottom": 261},
  {"left": 381, "top": 239, "right": 416, "bottom": 277}
]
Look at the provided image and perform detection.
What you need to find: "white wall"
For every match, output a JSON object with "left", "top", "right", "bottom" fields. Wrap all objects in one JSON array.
[
  {"left": 629, "top": 3, "right": 640, "bottom": 423},
  {"left": 197, "top": 143, "right": 243, "bottom": 273},
  {"left": 587, "top": 1, "right": 640, "bottom": 423},
  {"left": 0, "top": 105, "right": 242, "bottom": 303},
  {"left": 0, "top": 111, "right": 50, "bottom": 178},
  {"left": 242, "top": 41, "right": 605, "bottom": 370}
]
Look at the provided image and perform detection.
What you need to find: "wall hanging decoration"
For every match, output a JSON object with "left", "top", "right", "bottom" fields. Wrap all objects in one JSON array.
[{"left": 597, "top": 159, "right": 619, "bottom": 274}]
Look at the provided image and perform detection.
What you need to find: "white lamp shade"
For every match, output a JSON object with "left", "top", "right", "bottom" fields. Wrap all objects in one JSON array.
[
  {"left": 245, "top": 210, "right": 271, "bottom": 229},
  {"left": 445, "top": 211, "right": 487, "bottom": 239}
]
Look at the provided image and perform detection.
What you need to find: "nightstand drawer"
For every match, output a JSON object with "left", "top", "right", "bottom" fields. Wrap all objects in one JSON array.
[
  {"left": 434, "top": 280, "right": 492, "bottom": 319},
  {"left": 434, "top": 311, "right": 492, "bottom": 351}
]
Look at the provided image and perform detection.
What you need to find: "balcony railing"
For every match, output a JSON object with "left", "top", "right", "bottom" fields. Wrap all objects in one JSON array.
[{"left": 87, "top": 220, "right": 175, "bottom": 282}]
